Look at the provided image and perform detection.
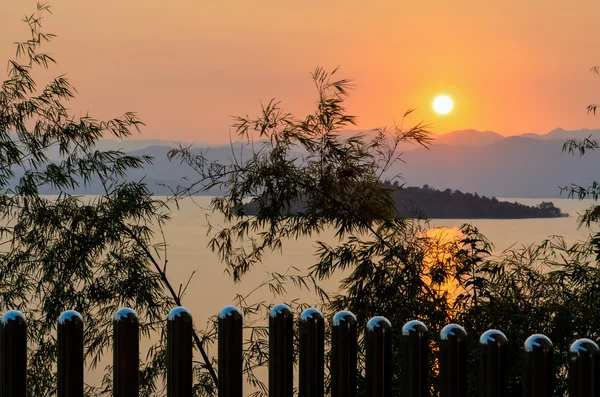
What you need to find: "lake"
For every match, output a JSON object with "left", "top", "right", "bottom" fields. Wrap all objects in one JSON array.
[
  {"left": 87, "top": 196, "right": 598, "bottom": 387},
  {"left": 161, "top": 196, "right": 596, "bottom": 327}
]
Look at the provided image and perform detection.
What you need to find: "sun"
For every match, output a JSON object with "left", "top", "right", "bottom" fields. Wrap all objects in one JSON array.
[{"left": 433, "top": 95, "right": 453, "bottom": 115}]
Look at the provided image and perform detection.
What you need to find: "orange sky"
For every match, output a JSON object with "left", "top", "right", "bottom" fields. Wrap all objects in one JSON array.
[{"left": 2, "top": 1, "right": 600, "bottom": 143}]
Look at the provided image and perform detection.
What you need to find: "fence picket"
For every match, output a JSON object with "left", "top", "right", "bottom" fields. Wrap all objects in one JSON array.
[
  {"left": 331, "top": 311, "right": 358, "bottom": 397},
  {"left": 114, "top": 308, "right": 139, "bottom": 397},
  {"left": 439, "top": 324, "right": 467, "bottom": 397},
  {"left": 57, "top": 310, "right": 84, "bottom": 397},
  {"left": 269, "top": 304, "right": 294, "bottom": 397},
  {"left": 0, "top": 310, "right": 27, "bottom": 397},
  {"left": 523, "top": 334, "right": 553, "bottom": 397},
  {"left": 569, "top": 338, "right": 600, "bottom": 397},
  {"left": 167, "top": 307, "right": 193, "bottom": 397},
  {"left": 479, "top": 330, "right": 508, "bottom": 397},
  {"left": 0, "top": 305, "right": 597, "bottom": 396},
  {"left": 299, "top": 308, "right": 324, "bottom": 397},
  {"left": 218, "top": 306, "right": 243, "bottom": 397},
  {"left": 402, "top": 320, "right": 429, "bottom": 397},
  {"left": 366, "top": 316, "right": 392, "bottom": 397}
]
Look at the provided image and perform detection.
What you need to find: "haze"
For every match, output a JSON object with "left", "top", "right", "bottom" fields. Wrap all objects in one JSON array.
[{"left": 2, "top": 0, "right": 600, "bottom": 143}]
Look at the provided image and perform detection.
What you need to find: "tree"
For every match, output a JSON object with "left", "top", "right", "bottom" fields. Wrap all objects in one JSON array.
[
  {"left": 7, "top": 4, "right": 597, "bottom": 396},
  {"left": 0, "top": 5, "right": 225, "bottom": 396},
  {"left": 558, "top": 67, "right": 600, "bottom": 256},
  {"left": 172, "top": 65, "right": 600, "bottom": 396},
  {"left": 2, "top": 6, "right": 337, "bottom": 397},
  {"left": 169, "top": 67, "right": 432, "bottom": 281},
  {"left": 170, "top": 67, "right": 452, "bottom": 395}
]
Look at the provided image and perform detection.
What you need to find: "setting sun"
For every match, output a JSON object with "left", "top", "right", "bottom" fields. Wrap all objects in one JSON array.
[{"left": 433, "top": 95, "right": 453, "bottom": 115}]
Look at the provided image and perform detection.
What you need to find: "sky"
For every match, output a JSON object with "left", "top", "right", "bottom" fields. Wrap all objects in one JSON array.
[{"left": 2, "top": 1, "right": 600, "bottom": 143}]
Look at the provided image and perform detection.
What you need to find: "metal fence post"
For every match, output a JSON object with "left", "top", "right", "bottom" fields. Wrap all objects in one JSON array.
[
  {"left": 0, "top": 310, "right": 27, "bottom": 397},
  {"left": 479, "top": 330, "right": 508, "bottom": 397},
  {"left": 331, "top": 311, "right": 357, "bottom": 397},
  {"left": 114, "top": 308, "right": 139, "bottom": 397},
  {"left": 299, "top": 308, "right": 324, "bottom": 397},
  {"left": 366, "top": 316, "right": 392, "bottom": 397},
  {"left": 402, "top": 320, "right": 428, "bottom": 397},
  {"left": 269, "top": 304, "right": 293, "bottom": 397},
  {"left": 523, "top": 334, "right": 553, "bottom": 397},
  {"left": 219, "top": 306, "right": 243, "bottom": 397},
  {"left": 439, "top": 324, "right": 467, "bottom": 397},
  {"left": 167, "top": 307, "right": 193, "bottom": 397},
  {"left": 57, "top": 310, "right": 84, "bottom": 397},
  {"left": 569, "top": 338, "right": 600, "bottom": 397}
]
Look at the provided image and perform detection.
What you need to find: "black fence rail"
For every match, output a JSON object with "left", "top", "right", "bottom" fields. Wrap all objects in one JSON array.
[{"left": 0, "top": 305, "right": 598, "bottom": 397}]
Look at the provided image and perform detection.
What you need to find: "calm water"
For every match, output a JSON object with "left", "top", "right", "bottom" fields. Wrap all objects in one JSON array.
[
  {"left": 88, "top": 196, "right": 597, "bottom": 387},
  {"left": 162, "top": 197, "right": 596, "bottom": 325}
]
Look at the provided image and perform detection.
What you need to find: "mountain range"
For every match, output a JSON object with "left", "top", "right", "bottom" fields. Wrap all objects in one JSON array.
[
  {"left": 395, "top": 128, "right": 600, "bottom": 197},
  {"left": 38, "top": 128, "right": 600, "bottom": 198}
]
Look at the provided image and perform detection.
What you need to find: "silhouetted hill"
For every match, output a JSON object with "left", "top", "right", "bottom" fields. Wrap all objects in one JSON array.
[
  {"left": 242, "top": 184, "right": 565, "bottom": 219},
  {"left": 541, "top": 128, "right": 600, "bottom": 140},
  {"left": 28, "top": 127, "right": 600, "bottom": 197},
  {"left": 110, "top": 130, "right": 600, "bottom": 198},
  {"left": 434, "top": 129, "right": 504, "bottom": 147},
  {"left": 433, "top": 128, "right": 600, "bottom": 146},
  {"left": 391, "top": 185, "right": 564, "bottom": 219},
  {"left": 396, "top": 136, "right": 598, "bottom": 197},
  {"left": 520, "top": 133, "right": 543, "bottom": 139}
]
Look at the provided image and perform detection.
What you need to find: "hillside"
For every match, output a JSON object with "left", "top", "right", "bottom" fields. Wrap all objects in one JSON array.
[
  {"left": 26, "top": 127, "right": 600, "bottom": 198},
  {"left": 396, "top": 136, "right": 598, "bottom": 198},
  {"left": 242, "top": 185, "right": 565, "bottom": 219},
  {"left": 392, "top": 185, "right": 564, "bottom": 219},
  {"left": 433, "top": 129, "right": 504, "bottom": 147}
]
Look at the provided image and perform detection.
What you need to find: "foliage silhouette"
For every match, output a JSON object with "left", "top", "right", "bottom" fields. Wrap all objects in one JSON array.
[
  {"left": 173, "top": 66, "right": 600, "bottom": 397},
  {"left": 0, "top": 5, "right": 228, "bottom": 396},
  {"left": 4, "top": 4, "right": 599, "bottom": 397}
]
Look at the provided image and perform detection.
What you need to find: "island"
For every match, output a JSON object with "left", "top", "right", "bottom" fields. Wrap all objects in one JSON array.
[
  {"left": 243, "top": 184, "right": 566, "bottom": 219},
  {"left": 388, "top": 184, "right": 565, "bottom": 219}
]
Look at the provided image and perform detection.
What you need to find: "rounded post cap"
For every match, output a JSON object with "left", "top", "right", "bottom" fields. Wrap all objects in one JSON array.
[
  {"left": 58, "top": 310, "right": 83, "bottom": 325},
  {"left": 570, "top": 338, "right": 600, "bottom": 356},
  {"left": 440, "top": 323, "right": 467, "bottom": 341},
  {"left": 524, "top": 334, "right": 553, "bottom": 352},
  {"left": 367, "top": 316, "right": 392, "bottom": 332},
  {"left": 114, "top": 307, "right": 138, "bottom": 322},
  {"left": 332, "top": 311, "right": 357, "bottom": 327},
  {"left": 269, "top": 304, "right": 292, "bottom": 319},
  {"left": 300, "top": 307, "right": 323, "bottom": 322},
  {"left": 1, "top": 310, "right": 26, "bottom": 325},
  {"left": 479, "top": 329, "right": 508, "bottom": 345},
  {"left": 402, "top": 319, "right": 427, "bottom": 336},
  {"left": 168, "top": 306, "right": 193, "bottom": 321},
  {"left": 218, "top": 305, "right": 242, "bottom": 320}
]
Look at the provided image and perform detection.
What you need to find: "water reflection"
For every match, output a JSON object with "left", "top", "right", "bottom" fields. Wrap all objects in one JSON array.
[{"left": 422, "top": 226, "right": 465, "bottom": 308}]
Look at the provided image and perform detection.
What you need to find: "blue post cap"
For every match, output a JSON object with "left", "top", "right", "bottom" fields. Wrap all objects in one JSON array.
[{"left": 58, "top": 310, "right": 83, "bottom": 325}]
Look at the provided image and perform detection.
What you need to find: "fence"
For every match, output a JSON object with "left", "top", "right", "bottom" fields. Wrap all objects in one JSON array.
[{"left": 0, "top": 305, "right": 598, "bottom": 397}]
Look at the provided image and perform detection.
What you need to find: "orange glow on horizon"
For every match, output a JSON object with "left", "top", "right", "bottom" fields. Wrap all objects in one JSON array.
[{"left": 1, "top": 0, "right": 600, "bottom": 143}]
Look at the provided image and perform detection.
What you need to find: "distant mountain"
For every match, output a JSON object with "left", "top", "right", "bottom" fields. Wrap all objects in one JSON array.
[
  {"left": 42, "top": 139, "right": 185, "bottom": 162},
  {"left": 124, "top": 134, "right": 599, "bottom": 198},
  {"left": 29, "top": 127, "right": 600, "bottom": 198},
  {"left": 395, "top": 135, "right": 599, "bottom": 198},
  {"left": 433, "top": 128, "right": 600, "bottom": 145},
  {"left": 95, "top": 139, "right": 183, "bottom": 152},
  {"left": 519, "top": 133, "right": 543, "bottom": 139},
  {"left": 433, "top": 129, "right": 504, "bottom": 147},
  {"left": 536, "top": 128, "right": 600, "bottom": 140}
]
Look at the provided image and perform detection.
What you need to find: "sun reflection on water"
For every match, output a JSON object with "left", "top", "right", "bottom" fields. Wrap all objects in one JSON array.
[{"left": 422, "top": 226, "right": 467, "bottom": 308}]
